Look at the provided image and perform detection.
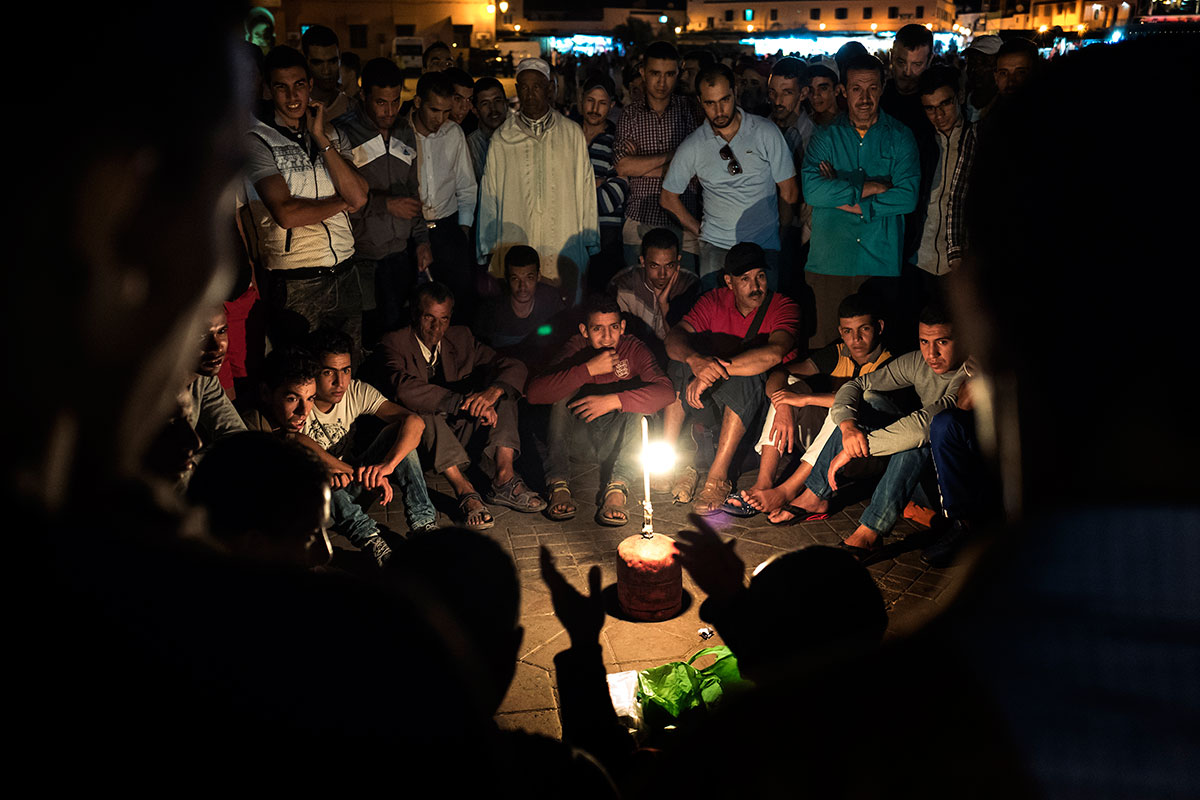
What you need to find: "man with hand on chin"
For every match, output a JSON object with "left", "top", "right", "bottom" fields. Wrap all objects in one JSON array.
[
  {"left": 245, "top": 45, "right": 369, "bottom": 356},
  {"left": 527, "top": 295, "right": 673, "bottom": 526}
]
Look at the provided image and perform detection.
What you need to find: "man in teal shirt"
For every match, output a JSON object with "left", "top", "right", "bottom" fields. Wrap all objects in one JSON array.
[{"left": 802, "top": 54, "right": 918, "bottom": 348}]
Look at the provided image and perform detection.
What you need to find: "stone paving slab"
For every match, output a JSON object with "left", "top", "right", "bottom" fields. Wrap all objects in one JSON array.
[{"left": 349, "top": 464, "right": 964, "bottom": 740}]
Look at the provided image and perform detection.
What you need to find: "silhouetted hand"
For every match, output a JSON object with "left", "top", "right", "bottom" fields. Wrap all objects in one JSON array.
[
  {"left": 540, "top": 547, "right": 605, "bottom": 645},
  {"left": 675, "top": 514, "right": 745, "bottom": 602}
]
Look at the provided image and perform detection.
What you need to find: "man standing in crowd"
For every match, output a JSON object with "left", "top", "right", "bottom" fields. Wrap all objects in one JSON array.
[
  {"left": 245, "top": 45, "right": 369, "bottom": 356},
  {"left": 478, "top": 58, "right": 599, "bottom": 305},
  {"left": 662, "top": 63, "right": 798, "bottom": 290},
  {"left": 679, "top": 50, "right": 714, "bottom": 101},
  {"left": 382, "top": 282, "right": 545, "bottom": 531},
  {"left": 881, "top": 24, "right": 934, "bottom": 136},
  {"left": 801, "top": 54, "right": 919, "bottom": 347},
  {"left": 423, "top": 42, "right": 454, "bottom": 73},
  {"left": 663, "top": 244, "right": 800, "bottom": 512},
  {"left": 614, "top": 41, "right": 702, "bottom": 270},
  {"left": 333, "top": 57, "right": 431, "bottom": 336},
  {"left": 609, "top": 227, "right": 701, "bottom": 366},
  {"left": 444, "top": 67, "right": 478, "bottom": 135},
  {"left": 411, "top": 71, "right": 477, "bottom": 317},
  {"left": 467, "top": 77, "right": 508, "bottom": 181},
  {"left": 962, "top": 35, "right": 1001, "bottom": 121},
  {"left": 787, "top": 305, "right": 967, "bottom": 557},
  {"left": 993, "top": 38, "right": 1039, "bottom": 102},
  {"left": 912, "top": 66, "right": 976, "bottom": 295},
  {"left": 807, "top": 57, "right": 840, "bottom": 128},
  {"left": 768, "top": 56, "right": 814, "bottom": 301},
  {"left": 526, "top": 295, "right": 674, "bottom": 526},
  {"left": 301, "top": 25, "right": 355, "bottom": 120}
]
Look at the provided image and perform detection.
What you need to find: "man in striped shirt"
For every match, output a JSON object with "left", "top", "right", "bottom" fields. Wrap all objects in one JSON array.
[{"left": 614, "top": 41, "right": 702, "bottom": 271}]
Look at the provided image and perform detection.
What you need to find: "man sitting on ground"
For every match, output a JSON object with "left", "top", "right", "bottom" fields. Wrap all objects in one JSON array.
[
  {"left": 241, "top": 347, "right": 397, "bottom": 566},
  {"left": 788, "top": 304, "right": 967, "bottom": 557},
  {"left": 381, "top": 282, "right": 545, "bottom": 530},
  {"left": 663, "top": 243, "right": 801, "bottom": 514},
  {"left": 301, "top": 328, "right": 439, "bottom": 534},
  {"left": 188, "top": 307, "right": 247, "bottom": 451},
  {"left": 476, "top": 244, "right": 568, "bottom": 365},
  {"left": 735, "top": 293, "right": 892, "bottom": 520},
  {"left": 608, "top": 227, "right": 701, "bottom": 367},
  {"left": 526, "top": 295, "right": 674, "bottom": 525}
]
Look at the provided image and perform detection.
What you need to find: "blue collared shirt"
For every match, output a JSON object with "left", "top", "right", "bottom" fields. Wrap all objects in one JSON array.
[
  {"left": 801, "top": 110, "right": 919, "bottom": 277},
  {"left": 663, "top": 109, "right": 795, "bottom": 250}
]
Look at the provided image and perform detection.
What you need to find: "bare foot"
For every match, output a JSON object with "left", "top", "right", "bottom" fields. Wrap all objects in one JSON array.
[
  {"left": 767, "top": 506, "right": 799, "bottom": 524},
  {"left": 843, "top": 524, "right": 881, "bottom": 550},
  {"left": 741, "top": 486, "right": 789, "bottom": 514},
  {"left": 791, "top": 488, "right": 829, "bottom": 515}
]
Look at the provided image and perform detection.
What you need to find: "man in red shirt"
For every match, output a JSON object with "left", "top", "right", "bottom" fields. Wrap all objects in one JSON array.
[
  {"left": 527, "top": 295, "right": 674, "bottom": 526},
  {"left": 663, "top": 243, "right": 801, "bottom": 513}
]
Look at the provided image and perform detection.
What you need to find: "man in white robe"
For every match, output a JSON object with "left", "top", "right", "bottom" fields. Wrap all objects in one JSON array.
[{"left": 477, "top": 58, "right": 600, "bottom": 304}]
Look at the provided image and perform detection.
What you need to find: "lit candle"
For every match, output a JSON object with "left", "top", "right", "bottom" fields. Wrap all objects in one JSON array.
[{"left": 642, "top": 416, "right": 653, "bottom": 537}]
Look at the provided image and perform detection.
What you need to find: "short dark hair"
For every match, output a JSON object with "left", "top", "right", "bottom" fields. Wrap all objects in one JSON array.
[
  {"left": 837, "top": 293, "right": 883, "bottom": 323},
  {"left": 361, "top": 57, "right": 404, "bottom": 96},
  {"left": 307, "top": 327, "right": 354, "bottom": 360},
  {"left": 582, "top": 293, "right": 622, "bottom": 323},
  {"left": 643, "top": 41, "right": 679, "bottom": 64},
  {"left": 640, "top": 227, "right": 680, "bottom": 257},
  {"left": 416, "top": 71, "right": 456, "bottom": 102},
  {"left": 260, "top": 346, "right": 318, "bottom": 391},
  {"left": 340, "top": 51, "right": 361, "bottom": 77},
  {"left": 263, "top": 45, "right": 309, "bottom": 81},
  {"left": 842, "top": 54, "right": 886, "bottom": 86},
  {"left": 696, "top": 63, "right": 736, "bottom": 93},
  {"left": 770, "top": 56, "right": 809, "bottom": 85},
  {"left": 504, "top": 245, "right": 540, "bottom": 275},
  {"left": 473, "top": 76, "right": 503, "bottom": 101},
  {"left": 423, "top": 41, "right": 451, "bottom": 65},
  {"left": 918, "top": 64, "right": 960, "bottom": 97},
  {"left": 188, "top": 432, "right": 329, "bottom": 543},
  {"left": 894, "top": 23, "right": 934, "bottom": 53},
  {"left": 443, "top": 67, "right": 474, "bottom": 91},
  {"left": 682, "top": 49, "right": 716, "bottom": 69},
  {"left": 300, "top": 24, "right": 338, "bottom": 52},
  {"left": 997, "top": 37, "right": 1039, "bottom": 62},
  {"left": 918, "top": 302, "right": 952, "bottom": 327},
  {"left": 414, "top": 281, "right": 455, "bottom": 316}
]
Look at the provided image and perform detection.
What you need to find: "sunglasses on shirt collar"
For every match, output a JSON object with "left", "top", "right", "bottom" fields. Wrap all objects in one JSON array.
[{"left": 719, "top": 144, "right": 743, "bottom": 175}]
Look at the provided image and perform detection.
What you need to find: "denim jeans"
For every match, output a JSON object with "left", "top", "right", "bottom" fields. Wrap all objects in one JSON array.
[
  {"left": 265, "top": 260, "right": 364, "bottom": 361},
  {"left": 329, "top": 486, "right": 382, "bottom": 549},
  {"left": 545, "top": 399, "right": 641, "bottom": 488},
  {"left": 805, "top": 426, "right": 930, "bottom": 536},
  {"left": 357, "top": 432, "right": 437, "bottom": 529},
  {"left": 929, "top": 407, "right": 998, "bottom": 522}
]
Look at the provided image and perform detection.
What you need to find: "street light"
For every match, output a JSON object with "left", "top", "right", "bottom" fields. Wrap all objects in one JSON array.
[
  {"left": 486, "top": 3, "right": 496, "bottom": 13},
  {"left": 871, "top": 22, "right": 878, "bottom": 29},
  {"left": 675, "top": 25, "right": 683, "bottom": 34},
  {"left": 499, "top": 1, "right": 509, "bottom": 11},
  {"left": 514, "top": 23, "right": 521, "bottom": 31}
]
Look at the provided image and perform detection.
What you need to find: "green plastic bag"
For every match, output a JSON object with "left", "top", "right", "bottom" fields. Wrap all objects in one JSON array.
[{"left": 635, "top": 646, "right": 751, "bottom": 732}]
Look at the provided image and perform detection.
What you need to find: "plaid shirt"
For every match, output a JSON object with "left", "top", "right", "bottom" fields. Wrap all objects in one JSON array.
[
  {"left": 945, "top": 121, "right": 977, "bottom": 263},
  {"left": 614, "top": 95, "right": 702, "bottom": 228}
]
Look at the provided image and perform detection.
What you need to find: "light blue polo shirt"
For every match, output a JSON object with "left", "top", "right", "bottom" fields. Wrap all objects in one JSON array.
[{"left": 663, "top": 109, "right": 795, "bottom": 251}]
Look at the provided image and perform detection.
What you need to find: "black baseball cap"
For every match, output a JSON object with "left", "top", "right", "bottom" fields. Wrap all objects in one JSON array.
[{"left": 724, "top": 242, "right": 769, "bottom": 276}]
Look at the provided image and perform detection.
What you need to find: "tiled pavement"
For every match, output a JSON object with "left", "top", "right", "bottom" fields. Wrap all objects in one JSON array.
[{"left": 350, "top": 457, "right": 966, "bottom": 741}]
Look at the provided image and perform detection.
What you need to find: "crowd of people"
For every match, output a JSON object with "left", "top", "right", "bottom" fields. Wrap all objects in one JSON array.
[
  {"left": 186, "top": 22, "right": 1046, "bottom": 570},
  {"left": 20, "top": 4, "right": 1195, "bottom": 795}
]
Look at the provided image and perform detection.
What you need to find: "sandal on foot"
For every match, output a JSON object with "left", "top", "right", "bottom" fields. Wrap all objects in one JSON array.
[
  {"left": 670, "top": 465, "right": 700, "bottom": 504},
  {"left": 770, "top": 505, "right": 831, "bottom": 526},
  {"left": 693, "top": 478, "right": 733, "bottom": 516},
  {"left": 546, "top": 481, "right": 577, "bottom": 521},
  {"left": 488, "top": 475, "right": 548, "bottom": 513},
  {"left": 719, "top": 491, "right": 759, "bottom": 518},
  {"left": 457, "top": 492, "right": 494, "bottom": 531},
  {"left": 595, "top": 482, "right": 630, "bottom": 527}
]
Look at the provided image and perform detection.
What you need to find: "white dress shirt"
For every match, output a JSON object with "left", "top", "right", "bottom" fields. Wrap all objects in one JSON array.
[{"left": 413, "top": 116, "right": 477, "bottom": 226}]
